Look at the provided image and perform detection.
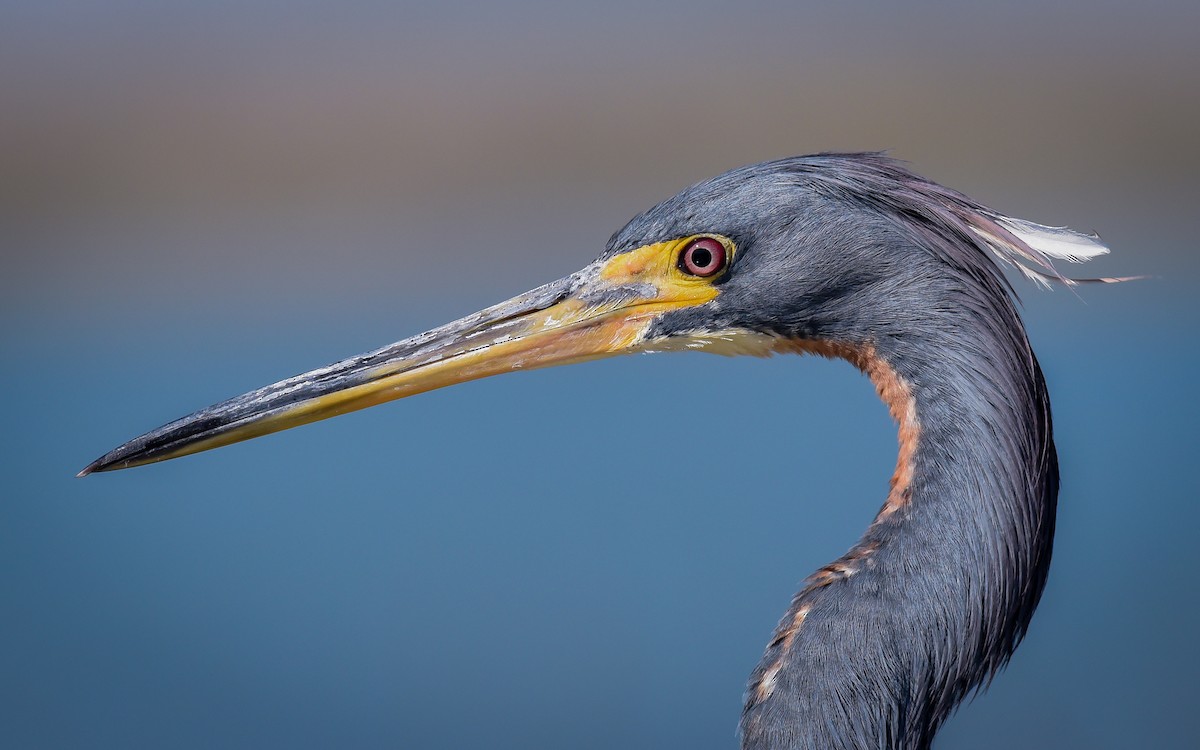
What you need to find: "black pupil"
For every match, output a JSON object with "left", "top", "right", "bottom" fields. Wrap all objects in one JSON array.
[{"left": 691, "top": 246, "right": 713, "bottom": 268}]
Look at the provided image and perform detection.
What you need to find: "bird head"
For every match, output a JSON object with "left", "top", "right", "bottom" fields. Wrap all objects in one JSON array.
[{"left": 79, "top": 154, "right": 1114, "bottom": 475}]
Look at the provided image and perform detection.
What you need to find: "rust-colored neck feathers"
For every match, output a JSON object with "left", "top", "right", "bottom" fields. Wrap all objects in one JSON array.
[{"left": 746, "top": 339, "right": 921, "bottom": 709}]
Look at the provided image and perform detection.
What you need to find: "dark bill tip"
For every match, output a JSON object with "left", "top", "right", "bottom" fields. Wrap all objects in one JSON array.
[{"left": 76, "top": 463, "right": 100, "bottom": 478}]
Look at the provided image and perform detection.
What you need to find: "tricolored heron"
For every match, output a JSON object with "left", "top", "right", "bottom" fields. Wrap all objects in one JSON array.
[{"left": 81, "top": 154, "right": 1124, "bottom": 749}]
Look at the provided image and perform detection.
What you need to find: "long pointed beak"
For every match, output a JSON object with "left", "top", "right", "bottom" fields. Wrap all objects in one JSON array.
[{"left": 79, "top": 246, "right": 718, "bottom": 475}]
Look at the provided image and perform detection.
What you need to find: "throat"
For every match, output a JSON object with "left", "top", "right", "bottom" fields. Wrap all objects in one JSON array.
[{"left": 740, "top": 336, "right": 1057, "bottom": 750}]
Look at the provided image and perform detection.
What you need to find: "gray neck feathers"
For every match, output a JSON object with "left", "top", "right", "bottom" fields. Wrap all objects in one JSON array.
[{"left": 740, "top": 300, "right": 1058, "bottom": 750}]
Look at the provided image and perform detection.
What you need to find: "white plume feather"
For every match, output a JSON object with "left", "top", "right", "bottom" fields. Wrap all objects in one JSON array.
[
  {"left": 989, "top": 215, "right": 1110, "bottom": 263},
  {"left": 960, "top": 209, "right": 1132, "bottom": 289}
]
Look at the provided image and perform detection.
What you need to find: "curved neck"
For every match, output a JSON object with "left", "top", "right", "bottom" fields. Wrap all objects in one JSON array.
[{"left": 740, "top": 324, "right": 1058, "bottom": 750}]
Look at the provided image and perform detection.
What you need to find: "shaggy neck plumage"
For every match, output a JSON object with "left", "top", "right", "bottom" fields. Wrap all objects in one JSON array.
[{"left": 740, "top": 297, "right": 1058, "bottom": 750}]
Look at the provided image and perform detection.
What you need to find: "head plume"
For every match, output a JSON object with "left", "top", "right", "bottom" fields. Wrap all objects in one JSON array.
[{"left": 783, "top": 152, "right": 1133, "bottom": 291}]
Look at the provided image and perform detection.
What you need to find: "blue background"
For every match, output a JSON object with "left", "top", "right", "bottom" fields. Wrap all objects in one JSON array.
[{"left": 3, "top": 2, "right": 1198, "bottom": 747}]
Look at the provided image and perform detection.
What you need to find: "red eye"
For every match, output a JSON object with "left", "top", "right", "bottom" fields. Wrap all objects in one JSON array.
[{"left": 679, "top": 237, "right": 728, "bottom": 277}]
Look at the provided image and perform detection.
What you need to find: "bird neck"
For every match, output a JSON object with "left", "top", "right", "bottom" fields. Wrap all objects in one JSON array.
[{"left": 741, "top": 326, "right": 1058, "bottom": 750}]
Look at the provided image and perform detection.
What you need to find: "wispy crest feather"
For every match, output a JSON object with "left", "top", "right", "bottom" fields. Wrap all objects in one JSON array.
[{"left": 964, "top": 210, "right": 1132, "bottom": 288}]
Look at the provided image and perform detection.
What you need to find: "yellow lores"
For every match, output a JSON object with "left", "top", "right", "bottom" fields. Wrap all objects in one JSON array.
[
  {"left": 78, "top": 235, "right": 737, "bottom": 474},
  {"left": 600, "top": 235, "right": 731, "bottom": 304}
]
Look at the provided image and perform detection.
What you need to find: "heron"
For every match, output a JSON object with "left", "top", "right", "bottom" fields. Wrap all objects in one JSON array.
[{"left": 80, "top": 153, "right": 1125, "bottom": 749}]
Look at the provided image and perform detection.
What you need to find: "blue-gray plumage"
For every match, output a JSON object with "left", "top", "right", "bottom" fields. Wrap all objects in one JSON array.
[{"left": 80, "top": 153, "right": 1124, "bottom": 750}]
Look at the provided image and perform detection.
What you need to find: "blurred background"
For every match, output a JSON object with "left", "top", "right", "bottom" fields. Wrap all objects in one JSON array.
[{"left": 3, "top": 2, "right": 1197, "bottom": 748}]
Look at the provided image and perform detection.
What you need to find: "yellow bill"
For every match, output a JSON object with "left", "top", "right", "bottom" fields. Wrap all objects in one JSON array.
[{"left": 78, "top": 236, "right": 732, "bottom": 475}]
